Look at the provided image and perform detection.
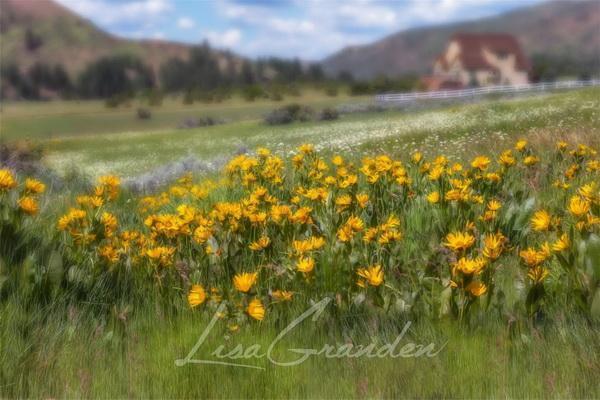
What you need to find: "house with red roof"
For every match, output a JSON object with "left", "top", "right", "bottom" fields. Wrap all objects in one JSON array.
[{"left": 425, "top": 33, "right": 530, "bottom": 90}]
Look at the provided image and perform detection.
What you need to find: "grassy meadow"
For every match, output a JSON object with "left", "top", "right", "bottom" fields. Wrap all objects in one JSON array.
[
  {"left": 1, "top": 89, "right": 367, "bottom": 140},
  {"left": 3, "top": 88, "right": 599, "bottom": 178},
  {"left": 1, "top": 88, "right": 600, "bottom": 398}
]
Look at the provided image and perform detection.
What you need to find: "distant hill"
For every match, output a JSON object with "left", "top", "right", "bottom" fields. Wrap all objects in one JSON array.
[
  {"left": 322, "top": 0, "right": 600, "bottom": 80},
  {"left": 0, "top": 0, "right": 240, "bottom": 79}
]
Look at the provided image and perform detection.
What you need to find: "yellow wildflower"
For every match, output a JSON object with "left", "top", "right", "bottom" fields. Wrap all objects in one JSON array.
[
  {"left": 466, "top": 281, "right": 487, "bottom": 297},
  {"left": 335, "top": 194, "right": 352, "bottom": 211},
  {"left": 298, "top": 143, "right": 315, "bottom": 154},
  {"left": 515, "top": 139, "right": 527, "bottom": 152},
  {"left": 471, "top": 156, "right": 491, "bottom": 171},
  {"left": 356, "top": 193, "right": 369, "bottom": 208},
  {"left": 568, "top": 196, "right": 590, "bottom": 217},
  {"left": 272, "top": 290, "right": 293, "bottom": 302},
  {"left": 296, "top": 257, "right": 315, "bottom": 273},
  {"left": 247, "top": 298, "right": 265, "bottom": 321},
  {"left": 357, "top": 265, "right": 384, "bottom": 287},
  {"left": 24, "top": 178, "right": 45, "bottom": 194},
  {"left": 552, "top": 233, "right": 570, "bottom": 252},
  {"left": 188, "top": 285, "right": 207, "bottom": 308},
  {"left": 482, "top": 232, "right": 505, "bottom": 260},
  {"left": 18, "top": 196, "right": 38, "bottom": 215},
  {"left": 452, "top": 257, "right": 486, "bottom": 275},
  {"left": 443, "top": 231, "right": 475, "bottom": 253},
  {"left": 487, "top": 199, "right": 501, "bottom": 211},
  {"left": 523, "top": 156, "right": 539, "bottom": 166},
  {"left": 249, "top": 236, "right": 271, "bottom": 251},
  {"left": 0, "top": 169, "right": 17, "bottom": 191},
  {"left": 411, "top": 152, "right": 423, "bottom": 163},
  {"left": 233, "top": 272, "right": 258, "bottom": 293},
  {"left": 427, "top": 191, "right": 440, "bottom": 204},
  {"left": 499, "top": 150, "right": 516, "bottom": 166},
  {"left": 98, "top": 245, "right": 119, "bottom": 263},
  {"left": 527, "top": 266, "right": 549, "bottom": 284},
  {"left": 530, "top": 210, "right": 552, "bottom": 232}
]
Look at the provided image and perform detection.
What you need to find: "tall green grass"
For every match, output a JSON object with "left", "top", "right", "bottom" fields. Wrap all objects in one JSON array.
[{"left": 1, "top": 295, "right": 598, "bottom": 398}]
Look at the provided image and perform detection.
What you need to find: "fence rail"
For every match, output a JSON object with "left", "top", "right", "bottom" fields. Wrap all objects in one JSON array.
[{"left": 375, "top": 80, "right": 600, "bottom": 103}]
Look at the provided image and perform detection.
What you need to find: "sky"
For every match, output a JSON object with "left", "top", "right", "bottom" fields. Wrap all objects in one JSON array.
[{"left": 54, "top": 0, "right": 546, "bottom": 60}]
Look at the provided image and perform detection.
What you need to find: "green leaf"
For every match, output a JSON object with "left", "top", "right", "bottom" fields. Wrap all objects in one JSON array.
[
  {"left": 590, "top": 288, "right": 600, "bottom": 321},
  {"left": 48, "top": 250, "right": 64, "bottom": 287},
  {"left": 584, "top": 234, "right": 600, "bottom": 279},
  {"left": 439, "top": 285, "right": 452, "bottom": 317}
]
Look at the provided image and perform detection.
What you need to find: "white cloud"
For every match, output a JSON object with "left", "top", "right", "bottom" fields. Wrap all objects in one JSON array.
[
  {"left": 55, "top": 0, "right": 172, "bottom": 25},
  {"left": 204, "top": 29, "right": 242, "bottom": 48},
  {"left": 213, "top": 0, "right": 545, "bottom": 59},
  {"left": 57, "top": 0, "right": 547, "bottom": 58},
  {"left": 337, "top": 2, "right": 398, "bottom": 28},
  {"left": 267, "top": 18, "right": 316, "bottom": 34},
  {"left": 177, "top": 17, "right": 195, "bottom": 29}
]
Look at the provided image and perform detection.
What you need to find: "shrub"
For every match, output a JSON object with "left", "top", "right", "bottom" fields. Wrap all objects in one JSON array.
[
  {"left": 286, "top": 84, "right": 302, "bottom": 97},
  {"left": 325, "top": 86, "right": 339, "bottom": 97},
  {"left": 263, "top": 104, "right": 314, "bottom": 125},
  {"left": 269, "top": 91, "right": 283, "bottom": 102},
  {"left": 319, "top": 107, "right": 339, "bottom": 121},
  {"left": 350, "top": 82, "right": 372, "bottom": 96},
  {"left": 183, "top": 90, "right": 194, "bottom": 105},
  {"left": 137, "top": 108, "right": 152, "bottom": 120},
  {"left": 264, "top": 108, "right": 294, "bottom": 125},
  {"left": 105, "top": 93, "right": 131, "bottom": 108},
  {"left": 105, "top": 96, "right": 120, "bottom": 108},
  {"left": 242, "top": 85, "right": 266, "bottom": 102},
  {"left": 178, "top": 116, "right": 222, "bottom": 129},
  {"left": 146, "top": 89, "right": 164, "bottom": 106}
]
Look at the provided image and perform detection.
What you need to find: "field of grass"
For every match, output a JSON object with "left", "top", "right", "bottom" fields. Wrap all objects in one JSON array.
[
  {"left": 1, "top": 88, "right": 600, "bottom": 398},
  {"left": 2, "top": 299, "right": 598, "bottom": 398},
  {"left": 0, "top": 89, "right": 366, "bottom": 140},
  {"left": 3, "top": 88, "right": 597, "bottom": 179}
]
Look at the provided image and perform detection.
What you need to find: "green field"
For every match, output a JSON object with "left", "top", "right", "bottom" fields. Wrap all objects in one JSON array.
[
  {"left": 1, "top": 90, "right": 367, "bottom": 140},
  {"left": 2, "top": 89, "right": 599, "bottom": 178},
  {"left": 2, "top": 88, "right": 600, "bottom": 398},
  {"left": 7, "top": 88, "right": 599, "bottom": 178},
  {"left": 3, "top": 299, "right": 598, "bottom": 398}
]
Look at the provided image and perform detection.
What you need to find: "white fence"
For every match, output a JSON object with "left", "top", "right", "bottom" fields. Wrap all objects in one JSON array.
[{"left": 375, "top": 79, "right": 600, "bottom": 103}]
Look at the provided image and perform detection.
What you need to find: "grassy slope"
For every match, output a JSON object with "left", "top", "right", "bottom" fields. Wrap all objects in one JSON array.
[
  {"left": 2, "top": 298, "right": 598, "bottom": 398},
  {"left": 1, "top": 90, "right": 600, "bottom": 398},
  {"left": 0, "top": 90, "right": 363, "bottom": 140},
  {"left": 32, "top": 88, "right": 600, "bottom": 178}
]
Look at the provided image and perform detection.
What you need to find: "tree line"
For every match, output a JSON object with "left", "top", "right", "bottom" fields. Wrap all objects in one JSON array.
[
  {"left": 0, "top": 42, "right": 332, "bottom": 101},
  {"left": 3, "top": 40, "right": 595, "bottom": 101}
]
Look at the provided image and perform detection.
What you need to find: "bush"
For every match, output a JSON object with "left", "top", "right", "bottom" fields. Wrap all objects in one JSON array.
[
  {"left": 319, "top": 107, "right": 339, "bottom": 121},
  {"left": 177, "top": 116, "right": 222, "bottom": 129},
  {"left": 137, "top": 108, "right": 152, "bottom": 120},
  {"left": 242, "top": 85, "right": 266, "bottom": 102},
  {"left": 183, "top": 90, "right": 195, "bottom": 105},
  {"left": 105, "top": 96, "right": 120, "bottom": 108},
  {"left": 264, "top": 109, "right": 294, "bottom": 125},
  {"left": 325, "top": 86, "right": 338, "bottom": 97},
  {"left": 286, "top": 84, "right": 302, "bottom": 97},
  {"left": 105, "top": 93, "right": 132, "bottom": 108},
  {"left": 146, "top": 89, "right": 164, "bottom": 107},
  {"left": 269, "top": 91, "right": 283, "bottom": 102},
  {"left": 350, "top": 82, "right": 372, "bottom": 96},
  {"left": 263, "top": 104, "right": 314, "bottom": 125}
]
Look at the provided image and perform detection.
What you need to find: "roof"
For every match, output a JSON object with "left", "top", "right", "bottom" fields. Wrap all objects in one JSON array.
[{"left": 443, "top": 33, "right": 530, "bottom": 71}]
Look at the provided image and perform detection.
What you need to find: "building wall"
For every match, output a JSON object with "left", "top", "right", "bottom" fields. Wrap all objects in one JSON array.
[
  {"left": 482, "top": 48, "right": 529, "bottom": 85},
  {"left": 433, "top": 41, "right": 529, "bottom": 87}
]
